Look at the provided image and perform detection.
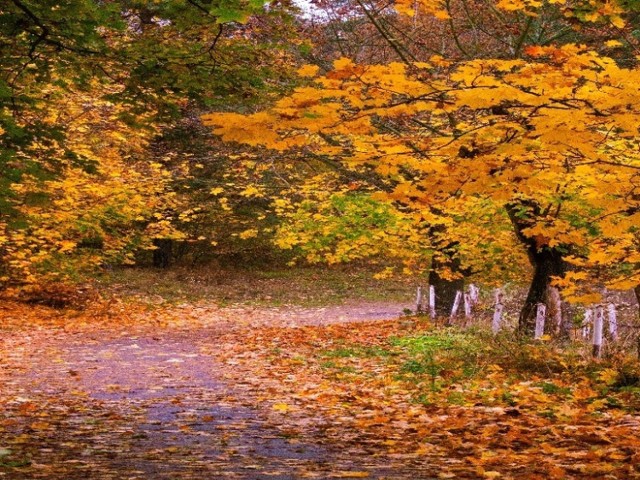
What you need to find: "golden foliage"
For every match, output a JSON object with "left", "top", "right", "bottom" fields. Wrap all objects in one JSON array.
[{"left": 206, "top": 43, "right": 640, "bottom": 291}]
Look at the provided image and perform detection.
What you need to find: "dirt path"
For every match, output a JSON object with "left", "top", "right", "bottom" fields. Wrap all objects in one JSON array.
[{"left": 0, "top": 301, "right": 416, "bottom": 480}]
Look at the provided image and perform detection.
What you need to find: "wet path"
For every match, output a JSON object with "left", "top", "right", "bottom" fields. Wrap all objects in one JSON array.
[
  {"left": 75, "top": 335, "right": 330, "bottom": 479},
  {"left": 0, "top": 302, "right": 408, "bottom": 479}
]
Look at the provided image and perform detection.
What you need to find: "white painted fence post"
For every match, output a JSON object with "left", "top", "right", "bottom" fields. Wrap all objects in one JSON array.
[
  {"left": 469, "top": 284, "right": 479, "bottom": 305},
  {"left": 492, "top": 288, "right": 504, "bottom": 334},
  {"left": 463, "top": 293, "right": 472, "bottom": 320},
  {"left": 429, "top": 285, "right": 436, "bottom": 320},
  {"left": 592, "top": 305, "right": 604, "bottom": 359},
  {"left": 607, "top": 303, "right": 618, "bottom": 341},
  {"left": 534, "top": 303, "right": 546, "bottom": 339},
  {"left": 583, "top": 308, "right": 593, "bottom": 339},
  {"left": 448, "top": 291, "right": 462, "bottom": 325},
  {"left": 416, "top": 286, "right": 423, "bottom": 314}
]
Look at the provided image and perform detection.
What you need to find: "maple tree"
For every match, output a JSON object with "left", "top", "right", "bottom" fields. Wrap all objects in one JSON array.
[
  {"left": 1, "top": 0, "right": 638, "bottom": 330},
  {"left": 206, "top": 0, "right": 640, "bottom": 334}
]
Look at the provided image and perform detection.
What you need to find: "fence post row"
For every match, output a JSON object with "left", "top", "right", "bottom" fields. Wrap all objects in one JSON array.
[{"left": 412, "top": 286, "right": 625, "bottom": 354}]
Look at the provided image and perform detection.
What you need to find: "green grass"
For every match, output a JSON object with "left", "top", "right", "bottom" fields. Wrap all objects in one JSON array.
[
  {"left": 309, "top": 325, "right": 640, "bottom": 412},
  {"left": 320, "top": 345, "right": 396, "bottom": 359},
  {"left": 538, "top": 381, "right": 572, "bottom": 396}
]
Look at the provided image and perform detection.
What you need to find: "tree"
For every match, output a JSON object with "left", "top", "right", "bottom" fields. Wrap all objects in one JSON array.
[
  {"left": 205, "top": 34, "right": 640, "bottom": 335},
  {"left": 288, "top": 0, "right": 640, "bottom": 320},
  {"left": 0, "top": 0, "right": 300, "bottom": 290}
]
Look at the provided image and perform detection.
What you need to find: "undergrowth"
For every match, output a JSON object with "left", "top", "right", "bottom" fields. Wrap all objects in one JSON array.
[{"left": 317, "top": 325, "right": 640, "bottom": 412}]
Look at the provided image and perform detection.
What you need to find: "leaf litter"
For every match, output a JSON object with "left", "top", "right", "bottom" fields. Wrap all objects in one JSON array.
[{"left": 1, "top": 299, "right": 639, "bottom": 479}]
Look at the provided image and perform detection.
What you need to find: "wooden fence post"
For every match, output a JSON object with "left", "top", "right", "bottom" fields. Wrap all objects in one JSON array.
[
  {"left": 607, "top": 303, "right": 618, "bottom": 341},
  {"left": 492, "top": 288, "right": 504, "bottom": 334},
  {"left": 592, "top": 305, "right": 604, "bottom": 359},
  {"left": 583, "top": 308, "right": 593, "bottom": 339},
  {"left": 416, "top": 286, "right": 423, "bottom": 314},
  {"left": 429, "top": 285, "right": 436, "bottom": 320},
  {"left": 448, "top": 291, "right": 462, "bottom": 326},
  {"left": 534, "top": 303, "right": 546, "bottom": 339}
]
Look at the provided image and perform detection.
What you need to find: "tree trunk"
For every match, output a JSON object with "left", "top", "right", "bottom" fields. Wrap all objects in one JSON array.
[
  {"left": 152, "top": 238, "right": 173, "bottom": 268},
  {"left": 545, "top": 286, "right": 562, "bottom": 335},
  {"left": 545, "top": 285, "right": 572, "bottom": 339},
  {"left": 428, "top": 255, "right": 465, "bottom": 320},
  {"left": 507, "top": 202, "right": 568, "bottom": 337},
  {"left": 559, "top": 301, "right": 575, "bottom": 340},
  {"left": 518, "top": 245, "right": 566, "bottom": 336}
]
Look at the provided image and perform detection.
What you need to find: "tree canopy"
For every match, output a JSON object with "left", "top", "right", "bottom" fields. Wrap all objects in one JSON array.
[{"left": 0, "top": 0, "right": 298, "bottom": 290}]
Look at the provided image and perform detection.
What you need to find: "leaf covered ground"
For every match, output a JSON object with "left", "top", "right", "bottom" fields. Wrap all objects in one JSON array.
[{"left": 1, "top": 292, "right": 640, "bottom": 479}]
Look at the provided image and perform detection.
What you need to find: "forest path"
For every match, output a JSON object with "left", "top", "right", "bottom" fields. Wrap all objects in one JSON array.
[{"left": 0, "top": 301, "right": 420, "bottom": 480}]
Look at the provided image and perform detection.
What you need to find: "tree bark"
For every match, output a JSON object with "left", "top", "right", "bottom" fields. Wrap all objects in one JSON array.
[
  {"left": 428, "top": 254, "right": 465, "bottom": 320},
  {"left": 559, "top": 301, "right": 574, "bottom": 340},
  {"left": 518, "top": 242, "right": 567, "bottom": 336},
  {"left": 507, "top": 202, "right": 568, "bottom": 337},
  {"left": 152, "top": 238, "right": 173, "bottom": 268},
  {"left": 635, "top": 285, "right": 640, "bottom": 320},
  {"left": 545, "top": 286, "right": 562, "bottom": 334}
]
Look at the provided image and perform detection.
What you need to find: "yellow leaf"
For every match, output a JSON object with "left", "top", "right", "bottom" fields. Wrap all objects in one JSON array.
[
  {"left": 240, "top": 185, "right": 262, "bottom": 197},
  {"left": 238, "top": 228, "right": 259, "bottom": 240},
  {"left": 484, "top": 472, "right": 502, "bottom": 479},
  {"left": 272, "top": 403, "right": 290, "bottom": 413},
  {"left": 298, "top": 64, "right": 320, "bottom": 77},
  {"left": 610, "top": 15, "right": 625, "bottom": 28},
  {"left": 30, "top": 421, "right": 51, "bottom": 430},
  {"left": 58, "top": 240, "right": 77, "bottom": 253},
  {"left": 333, "top": 57, "right": 355, "bottom": 71},
  {"left": 434, "top": 10, "right": 450, "bottom": 20},
  {"left": 605, "top": 40, "right": 623, "bottom": 48},
  {"left": 598, "top": 368, "right": 619, "bottom": 386}
]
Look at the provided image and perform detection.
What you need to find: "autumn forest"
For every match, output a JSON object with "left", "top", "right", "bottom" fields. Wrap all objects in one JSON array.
[{"left": 2, "top": 0, "right": 640, "bottom": 478}]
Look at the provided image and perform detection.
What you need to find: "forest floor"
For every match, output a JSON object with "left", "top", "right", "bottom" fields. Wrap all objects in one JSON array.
[{"left": 1, "top": 267, "right": 640, "bottom": 479}]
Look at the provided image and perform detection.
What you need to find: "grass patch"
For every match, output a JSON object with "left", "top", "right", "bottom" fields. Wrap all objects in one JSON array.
[
  {"left": 95, "top": 264, "right": 417, "bottom": 307},
  {"left": 306, "top": 324, "right": 640, "bottom": 413},
  {"left": 537, "top": 381, "right": 572, "bottom": 396},
  {"left": 320, "top": 345, "right": 395, "bottom": 359},
  {"left": 392, "top": 330, "right": 486, "bottom": 389},
  {"left": 320, "top": 361, "right": 358, "bottom": 374},
  {"left": 0, "top": 458, "right": 31, "bottom": 468}
]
